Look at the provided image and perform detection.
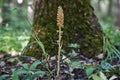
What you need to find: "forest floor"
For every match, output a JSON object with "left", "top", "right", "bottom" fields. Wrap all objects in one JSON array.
[{"left": 0, "top": 52, "right": 120, "bottom": 80}]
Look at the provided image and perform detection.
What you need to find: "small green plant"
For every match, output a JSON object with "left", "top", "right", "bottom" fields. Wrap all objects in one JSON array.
[
  {"left": 0, "top": 60, "right": 45, "bottom": 80},
  {"left": 0, "top": 61, "right": 45, "bottom": 80},
  {"left": 32, "top": 32, "right": 47, "bottom": 58},
  {"left": 89, "top": 71, "right": 117, "bottom": 80},
  {"left": 103, "top": 36, "right": 120, "bottom": 63},
  {"left": 103, "top": 26, "right": 120, "bottom": 45},
  {"left": 0, "top": 74, "right": 9, "bottom": 80},
  {"left": 11, "top": 61, "right": 45, "bottom": 80}
]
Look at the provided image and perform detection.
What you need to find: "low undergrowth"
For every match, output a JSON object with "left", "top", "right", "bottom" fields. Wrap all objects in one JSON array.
[{"left": 0, "top": 54, "right": 120, "bottom": 80}]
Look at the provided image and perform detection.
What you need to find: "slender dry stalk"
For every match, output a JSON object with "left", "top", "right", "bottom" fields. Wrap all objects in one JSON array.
[{"left": 56, "top": 6, "right": 64, "bottom": 77}]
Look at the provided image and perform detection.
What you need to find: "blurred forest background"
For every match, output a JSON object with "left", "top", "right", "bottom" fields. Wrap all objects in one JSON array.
[{"left": 0, "top": 0, "right": 120, "bottom": 54}]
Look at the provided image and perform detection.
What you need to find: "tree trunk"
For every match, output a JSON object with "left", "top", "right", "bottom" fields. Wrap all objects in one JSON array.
[
  {"left": 107, "top": 0, "right": 113, "bottom": 17},
  {"left": 114, "top": 0, "right": 120, "bottom": 27},
  {"left": 23, "top": 0, "right": 103, "bottom": 58},
  {"left": 1, "top": 0, "right": 11, "bottom": 26}
]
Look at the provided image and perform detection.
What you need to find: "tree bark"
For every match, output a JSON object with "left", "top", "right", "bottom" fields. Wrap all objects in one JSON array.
[{"left": 23, "top": 0, "right": 103, "bottom": 58}]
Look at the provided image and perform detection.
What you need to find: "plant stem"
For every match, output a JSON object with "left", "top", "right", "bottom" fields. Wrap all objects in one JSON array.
[{"left": 57, "top": 26, "right": 62, "bottom": 77}]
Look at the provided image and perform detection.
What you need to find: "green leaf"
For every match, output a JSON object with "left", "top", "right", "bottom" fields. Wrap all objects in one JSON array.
[
  {"left": 68, "top": 43, "right": 80, "bottom": 48},
  {"left": 12, "top": 70, "right": 28, "bottom": 80},
  {"left": 21, "top": 64, "right": 29, "bottom": 70},
  {"left": 37, "top": 40, "right": 46, "bottom": 54},
  {"left": 70, "top": 61, "right": 83, "bottom": 68},
  {"left": 91, "top": 74, "right": 102, "bottom": 80},
  {"left": 29, "top": 61, "right": 42, "bottom": 70},
  {"left": 12, "top": 75, "right": 19, "bottom": 80},
  {"left": 33, "top": 36, "right": 46, "bottom": 55},
  {"left": 86, "top": 65, "right": 95, "bottom": 76},
  {"left": 109, "top": 75, "right": 117, "bottom": 80},
  {"left": 0, "top": 75, "right": 9, "bottom": 80},
  {"left": 99, "top": 72, "right": 108, "bottom": 80},
  {"left": 31, "top": 71, "right": 45, "bottom": 79},
  {"left": 22, "top": 74, "right": 32, "bottom": 80},
  {"left": 101, "top": 61, "right": 112, "bottom": 70}
]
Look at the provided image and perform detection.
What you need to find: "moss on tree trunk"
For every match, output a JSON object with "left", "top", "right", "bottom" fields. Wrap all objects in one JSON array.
[{"left": 22, "top": 0, "right": 103, "bottom": 58}]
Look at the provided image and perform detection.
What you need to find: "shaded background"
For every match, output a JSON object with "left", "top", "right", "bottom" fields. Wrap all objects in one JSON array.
[{"left": 0, "top": 0, "right": 120, "bottom": 54}]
